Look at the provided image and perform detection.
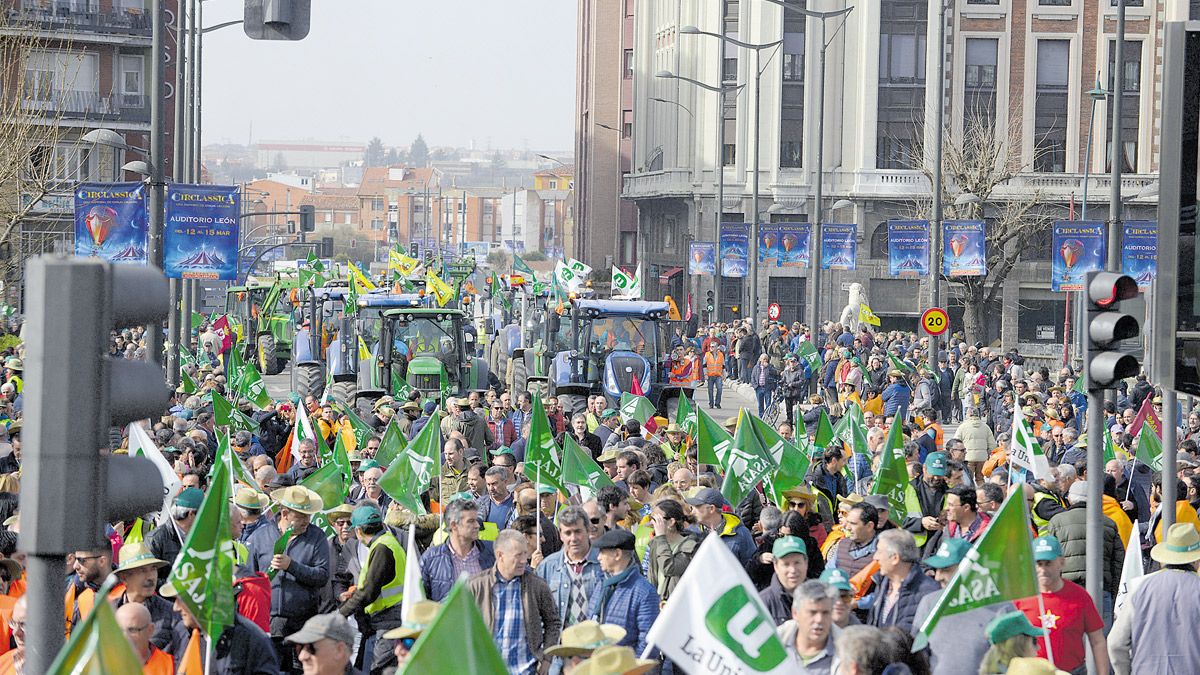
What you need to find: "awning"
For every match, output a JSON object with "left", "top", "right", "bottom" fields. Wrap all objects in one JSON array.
[{"left": 659, "top": 266, "right": 684, "bottom": 283}]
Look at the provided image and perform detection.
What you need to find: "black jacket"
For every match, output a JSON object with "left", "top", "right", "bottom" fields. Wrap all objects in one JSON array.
[
  {"left": 867, "top": 565, "right": 940, "bottom": 632},
  {"left": 759, "top": 574, "right": 795, "bottom": 626},
  {"left": 749, "top": 363, "right": 780, "bottom": 391},
  {"left": 147, "top": 522, "right": 184, "bottom": 585},
  {"left": 557, "top": 430, "right": 603, "bottom": 460},
  {"left": 168, "top": 614, "right": 279, "bottom": 674}
]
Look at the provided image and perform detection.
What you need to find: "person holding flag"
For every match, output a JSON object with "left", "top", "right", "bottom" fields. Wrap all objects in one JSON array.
[
  {"left": 337, "top": 505, "right": 407, "bottom": 675},
  {"left": 1013, "top": 536, "right": 1109, "bottom": 674}
]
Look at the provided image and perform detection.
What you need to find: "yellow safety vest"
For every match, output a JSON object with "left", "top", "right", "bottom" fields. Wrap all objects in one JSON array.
[
  {"left": 360, "top": 532, "right": 406, "bottom": 615},
  {"left": 912, "top": 494, "right": 946, "bottom": 549},
  {"left": 1031, "top": 492, "right": 1062, "bottom": 537}
]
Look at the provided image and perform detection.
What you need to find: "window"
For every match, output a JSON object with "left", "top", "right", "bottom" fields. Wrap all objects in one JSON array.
[
  {"left": 966, "top": 0, "right": 999, "bottom": 4},
  {"left": 964, "top": 38, "right": 998, "bottom": 125},
  {"left": 37, "top": 145, "right": 91, "bottom": 182},
  {"left": 1110, "top": 0, "right": 1143, "bottom": 4},
  {"left": 782, "top": 31, "right": 804, "bottom": 82},
  {"left": 372, "top": 198, "right": 384, "bottom": 211},
  {"left": 723, "top": 32, "right": 739, "bottom": 82},
  {"left": 622, "top": 110, "right": 633, "bottom": 139},
  {"left": 620, "top": 231, "right": 637, "bottom": 265},
  {"left": 371, "top": 218, "right": 384, "bottom": 231},
  {"left": 1039, "top": 0, "right": 1071, "bottom": 5},
  {"left": 118, "top": 55, "right": 143, "bottom": 106},
  {"left": 722, "top": 96, "right": 736, "bottom": 166},
  {"left": 623, "top": 49, "right": 633, "bottom": 79},
  {"left": 869, "top": 223, "right": 889, "bottom": 259},
  {"left": 876, "top": 1, "right": 927, "bottom": 169},
  {"left": 768, "top": 277, "right": 806, "bottom": 325},
  {"left": 324, "top": 211, "right": 332, "bottom": 223},
  {"left": 624, "top": 0, "right": 634, "bottom": 16},
  {"left": 549, "top": 180, "right": 557, "bottom": 189},
  {"left": 779, "top": 14, "right": 805, "bottom": 169},
  {"left": 1034, "top": 40, "right": 1070, "bottom": 173},
  {"left": 1106, "top": 40, "right": 1141, "bottom": 173},
  {"left": 344, "top": 212, "right": 352, "bottom": 225}
]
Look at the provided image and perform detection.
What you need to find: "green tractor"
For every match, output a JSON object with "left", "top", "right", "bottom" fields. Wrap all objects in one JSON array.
[
  {"left": 224, "top": 281, "right": 294, "bottom": 375},
  {"left": 362, "top": 306, "right": 491, "bottom": 408}
]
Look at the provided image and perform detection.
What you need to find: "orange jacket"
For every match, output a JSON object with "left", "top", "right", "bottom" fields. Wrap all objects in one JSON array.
[
  {"left": 144, "top": 647, "right": 175, "bottom": 675},
  {"left": 704, "top": 351, "right": 726, "bottom": 377}
]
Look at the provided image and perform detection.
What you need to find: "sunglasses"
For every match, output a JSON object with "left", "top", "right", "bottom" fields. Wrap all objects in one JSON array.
[
  {"left": 400, "top": 637, "right": 417, "bottom": 650},
  {"left": 589, "top": 517, "right": 602, "bottom": 525}
]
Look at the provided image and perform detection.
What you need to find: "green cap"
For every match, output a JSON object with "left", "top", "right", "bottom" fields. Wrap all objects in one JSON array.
[
  {"left": 924, "top": 538, "right": 971, "bottom": 569},
  {"left": 174, "top": 487, "right": 204, "bottom": 510},
  {"left": 771, "top": 535, "right": 808, "bottom": 559},
  {"left": 1033, "top": 535, "right": 1062, "bottom": 561},
  {"left": 600, "top": 408, "right": 619, "bottom": 419},
  {"left": 924, "top": 451, "right": 948, "bottom": 477},
  {"left": 350, "top": 505, "right": 383, "bottom": 528},
  {"left": 986, "top": 610, "right": 1045, "bottom": 645},
  {"left": 360, "top": 459, "right": 383, "bottom": 472},
  {"left": 489, "top": 445, "right": 514, "bottom": 457},
  {"left": 819, "top": 568, "right": 853, "bottom": 593},
  {"left": 536, "top": 484, "right": 558, "bottom": 495}
]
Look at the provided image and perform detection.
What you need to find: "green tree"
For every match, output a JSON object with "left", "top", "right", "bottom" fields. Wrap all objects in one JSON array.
[
  {"left": 410, "top": 134, "right": 429, "bottom": 167},
  {"left": 365, "top": 137, "right": 385, "bottom": 167}
]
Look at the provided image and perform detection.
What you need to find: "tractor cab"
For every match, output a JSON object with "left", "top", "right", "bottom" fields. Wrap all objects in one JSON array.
[{"left": 375, "top": 307, "right": 490, "bottom": 406}]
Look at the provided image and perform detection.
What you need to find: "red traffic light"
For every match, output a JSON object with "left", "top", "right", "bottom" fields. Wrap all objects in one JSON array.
[{"left": 1088, "top": 272, "right": 1139, "bottom": 308}]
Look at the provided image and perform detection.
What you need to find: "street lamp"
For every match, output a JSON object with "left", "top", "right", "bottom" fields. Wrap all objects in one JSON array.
[
  {"left": 679, "top": 26, "right": 782, "bottom": 325},
  {"left": 121, "top": 160, "right": 150, "bottom": 176},
  {"left": 1081, "top": 76, "right": 1109, "bottom": 221}
]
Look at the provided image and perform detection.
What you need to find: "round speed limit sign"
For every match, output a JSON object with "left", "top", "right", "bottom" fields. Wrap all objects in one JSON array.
[
  {"left": 921, "top": 307, "right": 949, "bottom": 336},
  {"left": 767, "top": 303, "right": 781, "bottom": 320}
]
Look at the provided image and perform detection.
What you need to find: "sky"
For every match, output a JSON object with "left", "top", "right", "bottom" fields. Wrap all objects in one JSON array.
[{"left": 201, "top": 1, "right": 576, "bottom": 151}]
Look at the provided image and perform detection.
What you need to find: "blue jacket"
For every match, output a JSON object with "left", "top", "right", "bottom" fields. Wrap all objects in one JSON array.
[
  {"left": 588, "top": 563, "right": 660, "bottom": 656},
  {"left": 245, "top": 522, "right": 331, "bottom": 622},
  {"left": 537, "top": 547, "right": 605, "bottom": 625},
  {"left": 709, "top": 512, "right": 756, "bottom": 566},
  {"left": 420, "top": 539, "right": 495, "bottom": 602},
  {"left": 881, "top": 382, "right": 912, "bottom": 418}
]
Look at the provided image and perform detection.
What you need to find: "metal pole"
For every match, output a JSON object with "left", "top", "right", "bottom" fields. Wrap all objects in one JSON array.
[
  {"left": 193, "top": 0, "right": 202, "bottom": 180},
  {"left": 1085, "top": 387, "right": 1104, "bottom": 619},
  {"left": 1164, "top": 389, "right": 1179, "bottom": 531},
  {"left": 931, "top": 0, "right": 946, "bottom": 310},
  {"left": 25, "top": 555, "right": 63, "bottom": 675},
  {"left": 748, "top": 47, "right": 761, "bottom": 325},
  {"left": 1107, "top": 0, "right": 1125, "bottom": 271},
  {"left": 182, "top": 0, "right": 194, "bottom": 181},
  {"left": 715, "top": 89, "right": 725, "bottom": 322},
  {"left": 145, "top": 0, "right": 165, "bottom": 365},
  {"left": 810, "top": 18, "right": 827, "bottom": 342},
  {"left": 167, "top": 0, "right": 187, "bottom": 386}
]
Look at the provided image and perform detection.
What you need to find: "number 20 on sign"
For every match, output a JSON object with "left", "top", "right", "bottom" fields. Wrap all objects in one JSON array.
[{"left": 921, "top": 307, "right": 949, "bottom": 336}]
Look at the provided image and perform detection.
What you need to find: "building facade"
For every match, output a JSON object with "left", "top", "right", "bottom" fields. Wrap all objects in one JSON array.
[{"left": 622, "top": 0, "right": 1183, "bottom": 352}]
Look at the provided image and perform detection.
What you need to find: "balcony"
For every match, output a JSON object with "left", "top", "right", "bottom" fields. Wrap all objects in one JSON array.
[
  {"left": 621, "top": 169, "right": 695, "bottom": 201},
  {"left": 20, "top": 89, "right": 150, "bottom": 123},
  {"left": 7, "top": 5, "right": 151, "bottom": 40}
]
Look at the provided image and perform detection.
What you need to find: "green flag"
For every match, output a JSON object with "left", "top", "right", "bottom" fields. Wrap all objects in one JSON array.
[
  {"left": 213, "top": 392, "right": 259, "bottom": 434},
  {"left": 179, "top": 344, "right": 197, "bottom": 368},
  {"left": 490, "top": 274, "right": 511, "bottom": 310},
  {"left": 299, "top": 461, "right": 348, "bottom": 513},
  {"left": 720, "top": 409, "right": 778, "bottom": 507},
  {"left": 191, "top": 311, "right": 206, "bottom": 330},
  {"left": 870, "top": 417, "right": 919, "bottom": 526},
  {"left": 526, "top": 395, "right": 567, "bottom": 495},
  {"left": 46, "top": 578, "right": 145, "bottom": 674},
  {"left": 374, "top": 418, "right": 410, "bottom": 468},
  {"left": 215, "top": 430, "right": 261, "bottom": 492},
  {"left": 888, "top": 353, "right": 917, "bottom": 377},
  {"left": 180, "top": 369, "right": 198, "bottom": 395},
  {"left": 379, "top": 411, "right": 442, "bottom": 514},
  {"left": 338, "top": 401, "right": 377, "bottom": 453},
  {"left": 694, "top": 406, "right": 734, "bottom": 467},
  {"left": 619, "top": 392, "right": 657, "bottom": 427},
  {"left": 749, "top": 414, "right": 811, "bottom": 507},
  {"left": 915, "top": 490, "right": 1039, "bottom": 642},
  {"left": 833, "top": 403, "right": 870, "bottom": 456},
  {"left": 236, "top": 362, "right": 272, "bottom": 409},
  {"left": 513, "top": 254, "right": 536, "bottom": 278},
  {"left": 345, "top": 275, "right": 360, "bottom": 316},
  {"left": 813, "top": 408, "right": 835, "bottom": 449},
  {"left": 400, "top": 581, "right": 508, "bottom": 674},
  {"left": 1135, "top": 422, "right": 1163, "bottom": 471},
  {"left": 1072, "top": 374, "right": 1087, "bottom": 395},
  {"left": 561, "top": 434, "right": 614, "bottom": 497},
  {"left": 306, "top": 251, "right": 326, "bottom": 274},
  {"left": 226, "top": 341, "right": 245, "bottom": 389},
  {"left": 331, "top": 431, "right": 355, "bottom": 494},
  {"left": 166, "top": 451, "right": 236, "bottom": 639},
  {"left": 1103, "top": 425, "right": 1117, "bottom": 464},
  {"left": 676, "top": 393, "right": 698, "bottom": 437},
  {"left": 794, "top": 340, "right": 822, "bottom": 374}
]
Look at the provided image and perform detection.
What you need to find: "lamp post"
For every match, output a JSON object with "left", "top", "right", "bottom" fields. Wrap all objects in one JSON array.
[{"left": 679, "top": 27, "right": 781, "bottom": 325}]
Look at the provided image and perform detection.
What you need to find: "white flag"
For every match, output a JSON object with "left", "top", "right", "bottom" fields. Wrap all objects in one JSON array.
[
  {"left": 290, "top": 402, "right": 318, "bottom": 462},
  {"left": 401, "top": 522, "right": 426, "bottom": 621},
  {"left": 555, "top": 260, "right": 586, "bottom": 291},
  {"left": 1008, "top": 413, "right": 1052, "bottom": 481},
  {"left": 645, "top": 534, "right": 792, "bottom": 673},
  {"left": 1114, "top": 521, "right": 1143, "bottom": 615},
  {"left": 611, "top": 266, "right": 635, "bottom": 297},
  {"left": 567, "top": 258, "right": 592, "bottom": 276},
  {"left": 128, "top": 422, "right": 183, "bottom": 525}
]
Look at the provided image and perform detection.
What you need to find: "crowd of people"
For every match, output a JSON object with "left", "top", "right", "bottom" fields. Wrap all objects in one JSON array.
[{"left": 0, "top": 308, "right": 1195, "bottom": 675}]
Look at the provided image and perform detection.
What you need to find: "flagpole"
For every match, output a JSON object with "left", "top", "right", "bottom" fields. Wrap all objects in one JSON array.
[
  {"left": 1023, "top": 497, "right": 1056, "bottom": 666},
  {"left": 204, "top": 634, "right": 214, "bottom": 675}
]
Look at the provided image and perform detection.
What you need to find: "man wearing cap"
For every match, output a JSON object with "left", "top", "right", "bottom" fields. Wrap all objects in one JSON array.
[
  {"left": 759, "top": 536, "right": 811, "bottom": 626},
  {"left": 912, "top": 538, "right": 1011, "bottom": 674},
  {"left": 1014, "top": 535, "right": 1108, "bottom": 674},
  {"left": 284, "top": 612, "right": 358, "bottom": 675},
  {"left": 901, "top": 451, "right": 948, "bottom": 551},
  {"left": 163, "top": 579, "right": 280, "bottom": 674},
  {"left": 113, "top": 543, "right": 177, "bottom": 650},
  {"left": 588, "top": 529, "right": 659, "bottom": 657},
  {"left": 147, "top": 486, "right": 203, "bottom": 581},
  {"left": 867, "top": 529, "right": 938, "bottom": 632},
  {"left": 1109, "top": 522, "right": 1200, "bottom": 674},
  {"left": 338, "top": 505, "right": 405, "bottom": 675},
  {"left": 116, "top": 602, "right": 174, "bottom": 675},
  {"left": 594, "top": 409, "right": 621, "bottom": 447},
  {"left": 323, "top": 504, "right": 358, "bottom": 611},
  {"left": 1046, "top": 480, "right": 1123, "bottom": 625},
  {"left": 686, "top": 487, "right": 755, "bottom": 566},
  {"left": 246, "top": 485, "right": 332, "bottom": 670},
  {"left": 468, "top": 529, "right": 561, "bottom": 675},
  {"left": 774, "top": 580, "right": 839, "bottom": 672}
]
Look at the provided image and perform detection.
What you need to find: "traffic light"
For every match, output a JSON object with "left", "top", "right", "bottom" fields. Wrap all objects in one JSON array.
[
  {"left": 21, "top": 257, "right": 170, "bottom": 555},
  {"left": 409, "top": 242, "right": 420, "bottom": 258},
  {"left": 706, "top": 290, "right": 715, "bottom": 314},
  {"left": 244, "top": 0, "right": 311, "bottom": 41},
  {"left": 299, "top": 204, "right": 315, "bottom": 232},
  {"left": 1084, "top": 271, "right": 1141, "bottom": 391}
]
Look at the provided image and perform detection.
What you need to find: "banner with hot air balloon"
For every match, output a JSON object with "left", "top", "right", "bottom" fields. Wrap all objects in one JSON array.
[
  {"left": 688, "top": 242, "right": 716, "bottom": 276},
  {"left": 1051, "top": 221, "right": 1106, "bottom": 291},
  {"left": 163, "top": 184, "right": 241, "bottom": 280},
  {"left": 1121, "top": 220, "right": 1157, "bottom": 291},
  {"left": 758, "top": 223, "right": 811, "bottom": 268},
  {"left": 73, "top": 182, "right": 148, "bottom": 264},
  {"left": 719, "top": 222, "right": 749, "bottom": 278},
  {"left": 821, "top": 224, "right": 857, "bottom": 270},
  {"left": 942, "top": 220, "right": 987, "bottom": 277},
  {"left": 887, "top": 220, "right": 931, "bottom": 278}
]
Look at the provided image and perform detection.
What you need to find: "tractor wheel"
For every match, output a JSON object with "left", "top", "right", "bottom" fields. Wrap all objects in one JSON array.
[
  {"left": 558, "top": 393, "right": 587, "bottom": 418},
  {"left": 328, "top": 381, "right": 357, "bottom": 406},
  {"left": 526, "top": 379, "right": 547, "bottom": 399},
  {"left": 510, "top": 358, "right": 528, "bottom": 396},
  {"left": 294, "top": 363, "right": 324, "bottom": 401},
  {"left": 258, "top": 333, "right": 281, "bottom": 375},
  {"left": 664, "top": 395, "right": 681, "bottom": 421}
]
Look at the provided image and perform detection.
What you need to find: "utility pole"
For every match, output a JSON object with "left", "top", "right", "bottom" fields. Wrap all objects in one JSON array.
[
  {"left": 1108, "top": 0, "right": 1126, "bottom": 271},
  {"left": 145, "top": 0, "right": 165, "bottom": 365}
]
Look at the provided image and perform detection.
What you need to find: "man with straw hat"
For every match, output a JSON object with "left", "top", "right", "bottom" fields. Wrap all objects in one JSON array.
[
  {"left": 544, "top": 620, "right": 626, "bottom": 674},
  {"left": 382, "top": 599, "right": 441, "bottom": 670},
  {"left": 1109, "top": 522, "right": 1200, "bottom": 674},
  {"left": 234, "top": 486, "right": 273, "bottom": 544},
  {"left": 112, "top": 542, "right": 176, "bottom": 649},
  {"left": 338, "top": 504, "right": 406, "bottom": 674},
  {"left": 569, "top": 645, "right": 657, "bottom": 675}
]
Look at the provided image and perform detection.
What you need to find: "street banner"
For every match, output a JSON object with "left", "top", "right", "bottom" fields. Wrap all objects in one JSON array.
[
  {"left": 887, "top": 220, "right": 931, "bottom": 277},
  {"left": 163, "top": 184, "right": 239, "bottom": 280},
  {"left": 1009, "top": 413, "right": 1052, "bottom": 480},
  {"left": 1121, "top": 220, "right": 1157, "bottom": 291},
  {"left": 719, "top": 222, "right": 750, "bottom": 277},
  {"left": 73, "top": 182, "right": 148, "bottom": 263},
  {"left": 689, "top": 241, "right": 717, "bottom": 276},
  {"left": 821, "top": 224, "right": 858, "bottom": 270},
  {"left": 759, "top": 223, "right": 811, "bottom": 268},
  {"left": 1051, "top": 221, "right": 1106, "bottom": 291},
  {"left": 942, "top": 220, "right": 987, "bottom": 277},
  {"left": 645, "top": 533, "right": 792, "bottom": 674}
]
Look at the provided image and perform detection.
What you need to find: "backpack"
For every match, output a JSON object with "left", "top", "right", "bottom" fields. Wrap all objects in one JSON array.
[{"left": 927, "top": 378, "right": 943, "bottom": 409}]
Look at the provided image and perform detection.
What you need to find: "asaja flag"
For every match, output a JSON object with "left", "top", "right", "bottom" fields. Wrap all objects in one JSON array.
[
  {"left": 676, "top": 393, "right": 698, "bottom": 439},
  {"left": 721, "top": 409, "right": 778, "bottom": 508},
  {"left": 915, "top": 490, "right": 1038, "bottom": 642},
  {"left": 299, "top": 461, "right": 348, "bottom": 512},
  {"left": 619, "top": 392, "right": 658, "bottom": 434},
  {"left": 216, "top": 431, "right": 261, "bottom": 492},
  {"left": 858, "top": 303, "right": 881, "bottom": 326},
  {"left": 513, "top": 254, "right": 536, "bottom": 278},
  {"left": 180, "top": 369, "right": 198, "bottom": 395},
  {"left": 389, "top": 249, "right": 420, "bottom": 276},
  {"left": 400, "top": 581, "right": 508, "bottom": 674},
  {"left": 1135, "top": 423, "right": 1164, "bottom": 471},
  {"left": 379, "top": 412, "right": 441, "bottom": 514},
  {"left": 646, "top": 533, "right": 792, "bottom": 674},
  {"left": 888, "top": 353, "right": 917, "bottom": 378},
  {"left": 813, "top": 407, "right": 835, "bottom": 449},
  {"left": 489, "top": 273, "right": 512, "bottom": 310},
  {"left": 289, "top": 400, "right": 319, "bottom": 463},
  {"left": 166, "top": 453, "right": 236, "bottom": 640},
  {"left": 833, "top": 403, "right": 870, "bottom": 456},
  {"left": 526, "top": 395, "right": 567, "bottom": 495},
  {"left": 1008, "top": 412, "right": 1052, "bottom": 480},
  {"left": 871, "top": 417, "right": 920, "bottom": 526},
  {"left": 1114, "top": 521, "right": 1143, "bottom": 615},
  {"left": 128, "top": 423, "right": 182, "bottom": 525},
  {"left": 794, "top": 340, "right": 822, "bottom": 374},
  {"left": 213, "top": 392, "right": 258, "bottom": 434},
  {"left": 748, "top": 414, "right": 810, "bottom": 508},
  {"left": 425, "top": 270, "right": 455, "bottom": 307},
  {"left": 1103, "top": 425, "right": 1119, "bottom": 463},
  {"left": 374, "top": 417, "right": 410, "bottom": 467},
  {"left": 46, "top": 577, "right": 145, "bottom": 674},
  {"left": 611, "top": 266, "right": 635, "bottom": 294},
  {"left": 695, "top": 406, "right": 734, "bottom": 467},
  {"left": 339, "top": 401, "right": 377, "bottom": 453},
  {"left": 348, "top": 262, "right": 377, "bottom": 291},
  {"left": 561, "top": 433, "right": 614, "bottom": 499}
]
